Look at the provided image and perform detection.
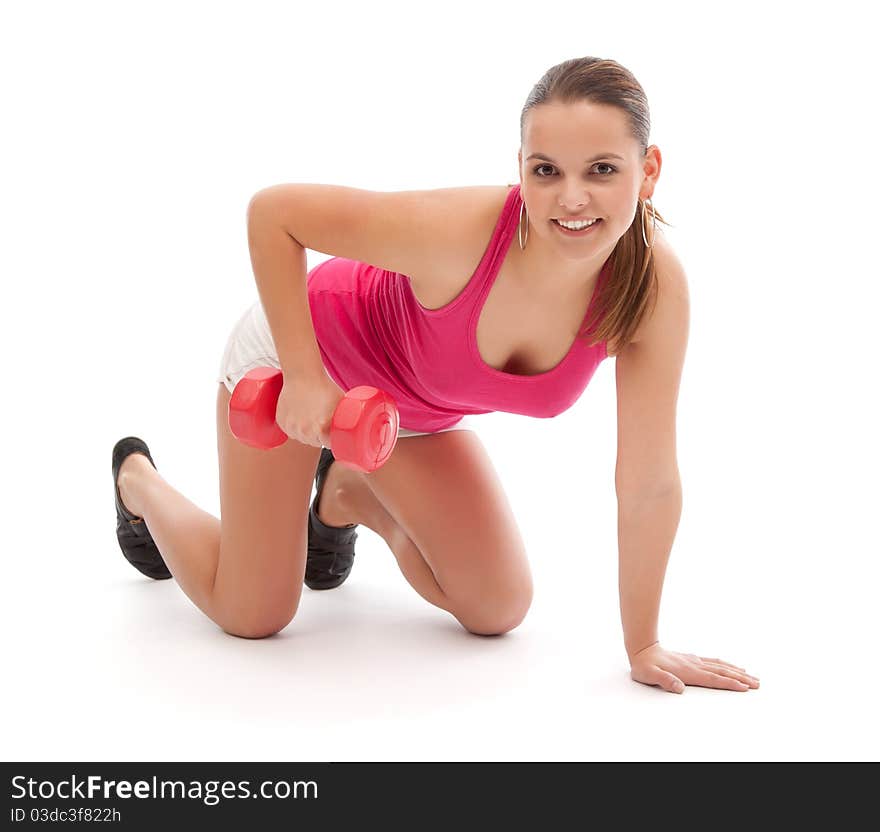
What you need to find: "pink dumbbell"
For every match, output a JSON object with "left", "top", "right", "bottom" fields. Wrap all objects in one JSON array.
[{"left": 228, "top": 367, "right": 399, "bottom": 473}]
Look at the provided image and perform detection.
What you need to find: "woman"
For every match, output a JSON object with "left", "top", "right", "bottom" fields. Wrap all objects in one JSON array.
[{"left": 111, "top": 56, "right": 759, "bottom": 695}]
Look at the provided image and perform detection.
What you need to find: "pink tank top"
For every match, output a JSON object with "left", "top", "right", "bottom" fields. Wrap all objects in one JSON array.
[{"left": 306, "top": 183, "right": 610, "bottom": 432}]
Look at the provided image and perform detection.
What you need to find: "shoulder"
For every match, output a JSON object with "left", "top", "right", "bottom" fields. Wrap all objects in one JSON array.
[
  {"left": 627, "top": 231, "right": 690, "bottom": 348},
  {"left": 454, "top": 184, "right": 514, "bottom": 236},
  {"left": 613, "top": 234, "right": 690, "bottom": 424},
  {"left": 652, "top": 233, "right": 690, "bottom": 317},
  {"left": 462, "top": 185, "right": 515, "bottom": 242},
  {"left": 408, "top": 184, "right": 513, "bottom": 295}
]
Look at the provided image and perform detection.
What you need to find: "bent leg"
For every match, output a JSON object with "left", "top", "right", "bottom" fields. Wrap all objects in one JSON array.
[
  {"left": 117, "top": 453, "right": 223, "bottom": 617},
  {"left": 116, "top": 384, "right": 321, "bottom": 638},
  {"left": 362, "top": 430, "right": 534, "bottom": 635}
]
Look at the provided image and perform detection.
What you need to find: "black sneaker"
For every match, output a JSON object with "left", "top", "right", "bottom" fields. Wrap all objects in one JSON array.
[
  {"left": 304, "top": 447, "right": 359, "bottom": 590},
  {"left": 112, "top": 436, "right": 172, "bottom": 580}
]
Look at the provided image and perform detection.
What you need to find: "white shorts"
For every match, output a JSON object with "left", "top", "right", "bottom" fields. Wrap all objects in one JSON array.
[{"left": 216, "top": 300, "right": 478, "bottom": 439}]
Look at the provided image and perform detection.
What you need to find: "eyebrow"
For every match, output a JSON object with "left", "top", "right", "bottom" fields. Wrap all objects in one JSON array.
[{"left": 526, "top": 152, "right": 625, "bottom": 164}]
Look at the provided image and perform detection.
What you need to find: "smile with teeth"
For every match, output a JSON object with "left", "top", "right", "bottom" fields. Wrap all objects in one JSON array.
[{"left": 552, "top": 217, "right": 601, "bottom": 230}]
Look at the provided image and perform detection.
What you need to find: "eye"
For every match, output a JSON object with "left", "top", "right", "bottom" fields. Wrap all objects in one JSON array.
[{"left": 532, "top": 163, "right": 617, "bottom": 177}]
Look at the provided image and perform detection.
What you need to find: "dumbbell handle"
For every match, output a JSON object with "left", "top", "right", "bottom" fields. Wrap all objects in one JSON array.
[{"left": 228, "top": 367, "right": 399, "bottom": 473}]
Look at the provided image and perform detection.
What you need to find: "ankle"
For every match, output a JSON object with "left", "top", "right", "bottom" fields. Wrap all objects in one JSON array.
[
  {"left": 117, "top": 454, "right": 153, "bottom": 518},
  {"left": 316, "top": 485, "right": 359, "bottom": 529},
  {"left": 119, "top": 452, "right": 152, "bottom": 478},
  {"left": 334, "top": 478, "right": 400, "bottom": 544}
]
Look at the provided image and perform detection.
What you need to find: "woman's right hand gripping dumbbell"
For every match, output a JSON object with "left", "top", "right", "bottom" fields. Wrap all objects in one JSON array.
[
  {"left": 229, "top": 366, "right": 400, "bottom": 473},
  {"left": 275, "top": 371, "right": 346, "bottom": 449}
]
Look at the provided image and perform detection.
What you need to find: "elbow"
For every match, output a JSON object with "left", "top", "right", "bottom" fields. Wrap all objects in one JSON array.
[
  {"left": 247, "top": 191, "right": 271, "bottom": 223},
  {"left": 615, "top": 474, "right": 681, "bottom": 503},
  {"left": 246, "top": 192, "right": 286, "bottom": 241},
  {"left": 246, "top": 188, "right": 303, "bottom": 245}
]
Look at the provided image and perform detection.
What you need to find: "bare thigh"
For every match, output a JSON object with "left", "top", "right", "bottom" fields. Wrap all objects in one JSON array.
[
  {"left": 214, "top": 382, "right": 320, "bottom": 636},
  {"left": 364, "top": 430, "right": 534, "bottom": 634}
]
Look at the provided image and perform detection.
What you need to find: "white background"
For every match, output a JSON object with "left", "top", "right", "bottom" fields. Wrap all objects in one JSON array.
[{"left": 2, "top": 0, "right": 877, "bottom": 762}]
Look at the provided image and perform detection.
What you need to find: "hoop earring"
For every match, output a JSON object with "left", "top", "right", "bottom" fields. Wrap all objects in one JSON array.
[
  {"left": 641, "top": 197, "right": 657, "bottom": 249},
  {"left": 519, "top": 200, "right": 529, "bottom": 250}
]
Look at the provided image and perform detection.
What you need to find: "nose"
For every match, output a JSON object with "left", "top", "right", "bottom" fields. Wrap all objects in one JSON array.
[{"left": 558, "top": 188, "right": 590, "bottom": 212}]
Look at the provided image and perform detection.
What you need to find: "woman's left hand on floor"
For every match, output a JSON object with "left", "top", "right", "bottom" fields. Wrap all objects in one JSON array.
[{"left": 628, "top": 642, "right": 760, "bottom": 694}]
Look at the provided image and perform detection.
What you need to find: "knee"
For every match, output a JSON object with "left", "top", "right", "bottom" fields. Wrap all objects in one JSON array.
[
  {"left": 454, "top": 584, "right": 534, "bottom": 636},
  {"left": 220, "top": 604, "right": 299, "bottom": 640}
]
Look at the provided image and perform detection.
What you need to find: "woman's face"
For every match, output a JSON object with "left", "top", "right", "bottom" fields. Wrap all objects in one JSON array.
[{"left": 518, "top": 100, "right": 661, "bottom": 265}]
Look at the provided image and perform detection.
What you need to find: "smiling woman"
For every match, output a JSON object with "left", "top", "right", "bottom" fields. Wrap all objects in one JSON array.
[
  {"left": 109, "top": 53, "right": 759, "bottom": 697},
  {"left": 516, "top": 57, "right": 673, "bottom": 357}
]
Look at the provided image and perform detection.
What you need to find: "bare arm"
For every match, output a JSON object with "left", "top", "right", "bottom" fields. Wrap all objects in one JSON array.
[
  {"left": 613, "top": 242, "right": 690, "bottom": 660},
  {"left": 246, "top": 195, "right": 325, "bottom": 379},
  {"left": 618, "top": 484, "right": 682, "bottom": 659}
]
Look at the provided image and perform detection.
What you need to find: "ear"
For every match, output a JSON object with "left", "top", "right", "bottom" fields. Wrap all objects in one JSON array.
[{"left": 644, "top": 144, "right": 662, "bottom": 185}]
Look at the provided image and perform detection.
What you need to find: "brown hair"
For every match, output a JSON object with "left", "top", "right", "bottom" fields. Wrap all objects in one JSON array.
[{"left": 520, "top": 56, "right": 673, "bottom": 355}]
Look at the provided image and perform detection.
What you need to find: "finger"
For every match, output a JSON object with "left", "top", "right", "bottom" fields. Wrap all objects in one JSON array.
[
  {"left": 700, "top": 662, "right": 760, "bottom": 684},
  {"left": 700, "top": 656, "right": 747, "bottom": 672},
  {"left": 694, "top": 669, "right": 751, "bottom": 691},
  {"left": 655, "top": 670, "right": 685, "bottom": 694}
]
